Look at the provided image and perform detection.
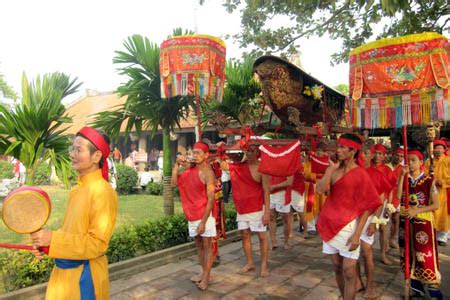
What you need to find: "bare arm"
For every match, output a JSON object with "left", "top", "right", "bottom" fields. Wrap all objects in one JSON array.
[
  {"left": 317, "top": 162, "right": 339, "bottom": 194},
  {"left": 201, "top": 167, "right": 216, "bottom": 224},
  {"left": 171, "top": 163, "right": 180, "bottom": 187},
  {"left": 270, "top": 176, "right": 293, "bottom": 190},
  {"left": 261, "top": 174, "right": 271, "bottom": 223}
]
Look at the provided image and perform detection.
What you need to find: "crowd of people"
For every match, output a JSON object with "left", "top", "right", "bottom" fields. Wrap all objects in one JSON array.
[
  {"left": 25, "top": 126, "right": 448, "bottom": 299},
  {"left": 172, "top": 133, "right": 449, "bottom": 298}
]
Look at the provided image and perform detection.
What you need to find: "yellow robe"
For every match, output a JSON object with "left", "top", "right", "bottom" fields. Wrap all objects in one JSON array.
[
  {"left": 46, "top": 170, "right": 118, "bottom": 300},
  {"left": 430, "top": 156, "right": 450, "bottom": 232}
]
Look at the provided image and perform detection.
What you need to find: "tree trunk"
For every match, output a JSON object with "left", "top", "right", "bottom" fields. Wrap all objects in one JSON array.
[{"left": 162, "top": 126, "right": 174, "bottom": 215}]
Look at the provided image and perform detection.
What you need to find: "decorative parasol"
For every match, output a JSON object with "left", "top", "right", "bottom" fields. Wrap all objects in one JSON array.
[
  {"left": 349, "top": 32, "right": 449, "bottom": 298},
  {"left": 159, "top": 34, "right": 226, "bottom": 141}
]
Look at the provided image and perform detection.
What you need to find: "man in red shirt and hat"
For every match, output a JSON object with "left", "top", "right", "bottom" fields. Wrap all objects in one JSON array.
[
  {"left": 171, "top": 142, "right": 216, "bottom": 290},
  {"left": 219, "top": 144, "right": 271, "bottom": 277},
  {"left": 317, "top": 133, "right": 381, "bottom": 300},
  {"left": 372, "top": 143, "right": 396, "bottom": 264}
]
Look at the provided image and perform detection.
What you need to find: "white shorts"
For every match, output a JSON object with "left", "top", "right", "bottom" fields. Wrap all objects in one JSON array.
[
  {"left": 188, "top": 216, "right": 216, "bottom": 237},
  {"left": 291, "top": 191, "right": 305, "bottom": 213},
  {"left": 323, "top": 219, "right": 360, "bottom": 260},
  {"left": 270, "top": 191, "right": 290, "bottom": 213},
  {"left": 237, "top": 209, "right": 267, "bottom": 232},
  {"left": 360, "top": 215, "right": 375, "bottom": 245}
]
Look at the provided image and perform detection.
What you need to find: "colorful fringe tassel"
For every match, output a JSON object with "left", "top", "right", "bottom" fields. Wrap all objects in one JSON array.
[{"left": 350, "top": 88, "right": 449, "bottom": 128}]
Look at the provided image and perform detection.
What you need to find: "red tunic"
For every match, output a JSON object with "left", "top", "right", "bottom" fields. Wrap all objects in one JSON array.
[
  {"left": 229, "top": 163, "right": 264, "bottom": 214},
  {"left": 375, "top": 163, "right": 396, "bottom": 192},
  {"left": 317, "top": 167, "right": 382, "bottom": 242},
  {"left": 292, "top": 171, "right": 305, "bottom": 194},
  {"left": 270, "top": 176, "right": 292, "bottom": 205},
  {"left": 390, "top": 165, "right": 403, "bottom": 208},
  {"left": 310, "top": 154, "right": 330, "bottom": 180},
  {"left": 365, "top": 166, "right": 391, "bottom": 196},
  {"left": 177, "top": 167, "right": 208, "bottom": 221}
]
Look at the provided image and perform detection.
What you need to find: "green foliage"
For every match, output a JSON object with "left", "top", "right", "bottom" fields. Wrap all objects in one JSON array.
[
  {"left": 0, "top": 207, "right": 238, "bottom": 292},
  {"left": 334, "top": 84, "right": 349, "bottom": 96},
  {"left": 146, "top": 181, "right": 163, "bottom": 195},
  {"left": 220, "top": 0, "right": 449, "bottom": 64},
  {"left": 0, "top": 73, "right": 17, "bottom": 100},
  {"left": 203, "top": 56, "right": 263, "bottom": 126},
  {"left": 32, "top": 163, "right": 51, "bottom": 185},
  {"left": 107, "top": 226, "right": 140, "bottom": 263},
  {"left": 116, "top": 164, "right": 138, "bottom": 195},
  {"left": 0, "top": 251, "right": 54, "bottom": 292},
  {"left": 0, "top": 160, "right": 14, "bottom": 179},
  {"left": 0, "top": 72, "right": 80, "bottom": 187}
]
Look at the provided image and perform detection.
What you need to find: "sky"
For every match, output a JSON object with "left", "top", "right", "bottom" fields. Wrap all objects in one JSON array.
[{"left": 0, "top": 0, "right": 349, "bottom": 104}]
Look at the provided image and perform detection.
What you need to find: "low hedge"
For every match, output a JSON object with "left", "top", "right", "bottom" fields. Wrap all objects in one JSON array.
[
  {"left": 0, "top": 208, "right": 237, "bottom": 292},
  {"left": 116, "top": 164, "right": 138, "bottom": 195},
  {"left": 145, "top": 181, "right": 163, "bottom": 195}
]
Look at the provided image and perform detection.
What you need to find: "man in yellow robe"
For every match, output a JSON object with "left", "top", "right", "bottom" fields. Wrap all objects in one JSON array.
[
  {"left": 425, "top": 139, "right": 449, "bottom": 246},
  {"left": 31, "top": 126, "right": 118, "bottom": 300}
]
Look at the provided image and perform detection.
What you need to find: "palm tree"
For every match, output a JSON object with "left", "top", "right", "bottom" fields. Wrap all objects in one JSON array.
[
  {"left": 0, "top": 72, "right": 81, "bottom": 185},
  {"left": 92, "top": 34, "right": 193, "bottom": 215},
  {"left": 203, "top": 56, "right": 263, "bottom": 127},
  {"left": 0, "top": 72, "right": 18, "bottom": 100}
]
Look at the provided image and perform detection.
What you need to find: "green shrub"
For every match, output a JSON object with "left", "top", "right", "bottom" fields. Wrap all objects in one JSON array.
[
  {"left": 116, "top": 164, "right": 138, "bottom": 195},
  {"left": 107, "top": 226, "right": 139, "bottom": 263},
  {"left": 0, "top": 160, "right": 14, "bottom": 179},
  {"left": 0, "top": 251, "right": 54, "bottom": 292},
  {"left": 146, "top": 181, "right": 163, "bottom": 195},
  {"left": 33, "top": 163, "right": 51, "bottom": 185},
  {"left": 0, "top": 208, "right": 237, "bottom": 292}
]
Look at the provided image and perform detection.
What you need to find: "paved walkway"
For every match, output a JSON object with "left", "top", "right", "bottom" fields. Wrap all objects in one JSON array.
[{"left": 110, "top": 225, "right": 450, "bottom": 299}]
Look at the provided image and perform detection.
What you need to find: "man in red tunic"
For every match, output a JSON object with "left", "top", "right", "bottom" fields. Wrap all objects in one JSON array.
[
  {"left": 171, "top": 142, "right": 216, "bottom": 290},
  {"left": 387, "top": 148, "right": 404, "bottom": 249},
  {"left": 372, "top": 143, "right": 396, "bottom": 264},
  {"left": 317, "top": 133, "right": 381, "bottom": 300},
  {"left": 220, "top": 144, "right": 271, "bottom": 277}
]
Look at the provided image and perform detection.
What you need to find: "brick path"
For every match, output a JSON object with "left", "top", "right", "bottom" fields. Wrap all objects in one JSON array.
[{"left": 110, "top": 225, "right": 450, "bottom": 299}]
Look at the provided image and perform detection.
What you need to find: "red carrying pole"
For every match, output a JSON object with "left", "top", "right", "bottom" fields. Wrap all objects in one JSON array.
[{"left": 402, "top": 125, "right": 410, "bottom": 299}]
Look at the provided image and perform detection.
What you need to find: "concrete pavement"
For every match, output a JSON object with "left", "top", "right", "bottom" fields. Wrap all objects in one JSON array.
[{"left": 110, "top": 225, "right": 450, "bottom": 299}]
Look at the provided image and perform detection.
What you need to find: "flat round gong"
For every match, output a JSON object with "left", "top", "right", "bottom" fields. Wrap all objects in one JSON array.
[{"left": 2, "top": 186, "right": 51, "bottom": 234}]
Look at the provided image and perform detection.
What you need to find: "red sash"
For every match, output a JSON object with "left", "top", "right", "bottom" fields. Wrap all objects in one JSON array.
[
  {"left": 258, "top": 141, "right": 301, "bottom": 177},
  {"left": 365, "top": 166, "right": 391, "bottom": 196},
  {"left": 177, "top": 167, "right": 208, "bottom": 221},
  {"left": 317, "top": 167, "right": 382, "bottom": 242},
  {"left": 229, "top": 163, "right": 264, "bottom": 214}
]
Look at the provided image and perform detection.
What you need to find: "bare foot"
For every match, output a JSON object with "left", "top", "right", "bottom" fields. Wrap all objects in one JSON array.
[
  {"left": 238, "top": 264, "right": 255, "bottom": 274},
  {"left": 363, "top": 286, "right": 380, "bottom": 299},
  {"left": 191, "top": 274, "right": 214, "bottom": 283},
  {"left": 381, "top": 256, "right": 392, "bottom": 265},
  {"left": 260, "top": 265, "right": 269, "bottom": 277},
  {"left": 283, "top": 243, "right": 291, "bottom": 250},
  {"left": 356, "top": 279, "right": 365, "bottom": 293},
  {"left": 302, "top": 233, "right": 309, "bottom": 239},
  {"left": 196, "top": 279, "right": 209, "bottom": 291},
  {"left": 190, "top": 274, "right": 202, "bottom": 283},
  {"left": 389, "top": 240, "right": 399, "bottom": 249}
]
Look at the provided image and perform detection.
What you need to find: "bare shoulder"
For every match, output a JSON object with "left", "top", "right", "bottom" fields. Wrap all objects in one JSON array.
[
  {"left": 199, "top": 164, "right": 215, "bottom": 182},
  {"left": 248, "top": 163, "right": 262, "bottom": 183}
]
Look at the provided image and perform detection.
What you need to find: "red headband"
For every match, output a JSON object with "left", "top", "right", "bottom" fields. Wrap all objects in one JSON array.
[
  {"left": 337, "top": 137, "right": 361, "bottom": 150},
  {"left": 433, "top": 139, "right": 447, "bottom": 149},
  {"left": 193, "top": 142, "right": 209, "bottom": 154},
  {"left": 373, "top": 143, "right": 387, "bottom": 153},
  {"left": 408, "top": 150, "right": 424, "bottom": 161},
  {"left": 78, "top": 126, "right": 110, "bottom": 181},
  {"left": 394, "top": 148, "right": 404, "bottom": 155}
]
